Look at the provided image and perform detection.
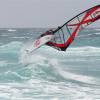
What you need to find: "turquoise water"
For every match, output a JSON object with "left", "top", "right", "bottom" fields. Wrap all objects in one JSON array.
[{"left": 0, "top": 28, "right": 100, "bottom": 100}]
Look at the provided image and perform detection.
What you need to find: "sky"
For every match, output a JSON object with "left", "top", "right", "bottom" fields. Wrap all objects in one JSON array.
[{"left": 0, "top": 0, "right": 99, "bottom": 28}]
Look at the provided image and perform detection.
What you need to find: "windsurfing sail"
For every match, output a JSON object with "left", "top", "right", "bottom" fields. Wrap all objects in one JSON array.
[
  {"left": 26, "top": 5, "right": 100, "bottom": 53},
  {"left": 46, "top": 5, "right": 100, "bottom": 51}
]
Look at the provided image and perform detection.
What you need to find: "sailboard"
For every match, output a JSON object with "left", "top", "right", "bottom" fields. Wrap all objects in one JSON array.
[
  {"left": 25, "top": 30, "right": 54, "bottom": 53},
  {"left": 26, "top": 5, "right": 100, "bottom": 53}
]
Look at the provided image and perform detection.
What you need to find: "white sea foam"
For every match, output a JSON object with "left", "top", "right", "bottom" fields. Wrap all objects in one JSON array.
[
  {"left": 0, "top": 41, "right": 22, "bottom": 49},
  {"left": 20, "top": 45, "right": 47, "bottom": 66},
  {"left": 1, "top": 34, "right": 9, "bottom": 36},
  {"left": 11, "top": 37, "right": 26, "bottom": 39},
  {"left": 95, "top": 29, "right": 100, "bottom": 31},
  {"left": 8, "top": 29, "right": 16, "bottom": 32},
  {"left": 5, "top": 71, "right": 29, "bottom": 80},
  {"left": 94, "top": 32, "right": 100, "bottom": 35}
]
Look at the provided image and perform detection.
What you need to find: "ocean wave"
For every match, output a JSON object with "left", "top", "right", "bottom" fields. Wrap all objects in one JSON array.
[
  {"left": 0, "top": 41, "right": 100, "bottom": 63},
  {"left": 95, "top": 29, "right": 100, "bottom": 31},
  {"left": 38, "top": 46, "right": 100, "bottom": 57},
  {"left": 11, "top": 37, "right": 26, "bottom": 39},
  {"left": 94, "top": 32, "right": 100, "bottom": 35},
  {"left": 0, "top": 41, "right": 23, "bottom": 53},
  {"left": 48, "top": 59, "right": 98, "bottom": 84},
  {"left": 0, "top": 41, "right": 100, "bottom": 83},
  {"left": 0, "top": 61, "right": 8, "bottom": 67},
  {"left": 19, "top": 49, "right": 100, "bottom": 84},
  {"left": 8, "top": 29, "right": 16, "bottom": 32},
  {"left": 0, "top": 34, "right": 9, "bottom": 36},
  {"left": 77, "top": 32, "right": 100, "bottom": 38}
]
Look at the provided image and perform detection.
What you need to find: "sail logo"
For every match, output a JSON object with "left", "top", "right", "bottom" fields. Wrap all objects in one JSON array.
[{"left": 34, "top": 39, "right": 40, "bottom": 47}]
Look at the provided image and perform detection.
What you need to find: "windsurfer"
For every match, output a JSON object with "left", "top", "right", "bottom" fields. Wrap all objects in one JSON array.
[{"left": 40, "top": 30, "right": 54, "bottom": 37}]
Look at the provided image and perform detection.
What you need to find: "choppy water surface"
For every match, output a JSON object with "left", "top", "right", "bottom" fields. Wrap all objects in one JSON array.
[{"left": 0, "top": 28, "right": 100, "bottom": 100}]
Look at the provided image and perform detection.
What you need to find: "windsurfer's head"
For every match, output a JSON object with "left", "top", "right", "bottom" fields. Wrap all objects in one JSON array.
[{"left": 40, "top": 29, "right": 53, "bottom": 37}]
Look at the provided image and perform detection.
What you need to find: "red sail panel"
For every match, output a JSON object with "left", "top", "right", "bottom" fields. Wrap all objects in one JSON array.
[{"left": 46, "top": 5, "right": 100, "bottom": 51}]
